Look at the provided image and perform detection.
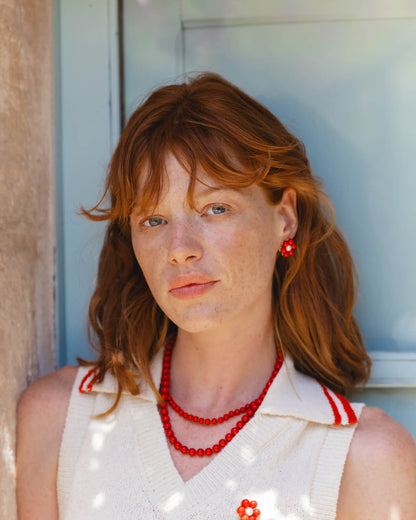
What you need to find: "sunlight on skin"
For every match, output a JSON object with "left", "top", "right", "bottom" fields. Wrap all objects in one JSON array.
[{"left": 389, "top": 504, "right": 401, "bottom": 520}]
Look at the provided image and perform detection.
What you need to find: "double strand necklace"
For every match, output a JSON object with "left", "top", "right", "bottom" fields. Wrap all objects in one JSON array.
[{"left": 159, "top": 338, "right": 283, "bottom": 457}]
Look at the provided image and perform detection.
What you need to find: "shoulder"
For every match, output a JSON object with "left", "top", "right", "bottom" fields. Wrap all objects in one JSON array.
[
  {"left": 16, "top": 365, "right": 78, "bottom": 519},
  {"left": 17, "top": 364, "right": 78, "bottom": 467},
  {"left": 336, "top": 406, "right": 416, "bottom": 520},
  {"left": 17, "top": 365, "right": 78, "bottom": 427}
]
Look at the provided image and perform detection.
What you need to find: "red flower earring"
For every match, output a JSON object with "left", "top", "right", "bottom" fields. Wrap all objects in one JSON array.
[{"left": 280, "top": 238, "right": 296, "bottom": 257}]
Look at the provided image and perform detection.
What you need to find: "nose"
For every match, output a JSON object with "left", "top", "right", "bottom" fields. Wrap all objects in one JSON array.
[{"left": 167, "top": 219, "right": 203, "bottom": 265}]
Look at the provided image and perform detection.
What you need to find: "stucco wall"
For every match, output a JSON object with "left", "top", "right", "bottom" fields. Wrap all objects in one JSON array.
[{"left": 0, "top": 1, "right": 55, "bottom": 517}]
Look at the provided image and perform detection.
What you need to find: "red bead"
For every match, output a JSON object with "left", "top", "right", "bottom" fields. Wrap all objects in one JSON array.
[
  {"left": 242, "top": 499, "right": 250, "bottom": 508},
  {"left": 237, "top": 506, "right": 246, "bottom": 515},
  {"left": 159, "top": 336, "right": 282, "bottom": 457},
  {"left": 250, "top": 500, "right": 257, "bottom": 508},
  {"left": 253, "top": 509, "right": 261, "bottom": 516}
]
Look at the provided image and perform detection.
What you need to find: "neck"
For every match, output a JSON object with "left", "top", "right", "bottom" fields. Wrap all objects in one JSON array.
[{"left": 169, "top": 316, "right": 278, "bottom": 416}]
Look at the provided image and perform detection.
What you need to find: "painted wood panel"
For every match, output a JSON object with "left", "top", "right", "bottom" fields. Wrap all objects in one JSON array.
[
  {"left": 182, "top": 0, "right": 416, "bottom": 26},
  {"left": 56, "top": 0, "right": 120, "bottom": 365}
]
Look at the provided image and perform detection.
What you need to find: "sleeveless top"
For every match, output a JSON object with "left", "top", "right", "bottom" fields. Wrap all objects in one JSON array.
[{"left": 57, "top": 350, "right": 364, "bottom": 520}]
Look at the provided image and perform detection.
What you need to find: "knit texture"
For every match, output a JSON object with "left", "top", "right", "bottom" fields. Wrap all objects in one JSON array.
[{"left": 58, "top": 351, "right": 363, "bottom": 520}]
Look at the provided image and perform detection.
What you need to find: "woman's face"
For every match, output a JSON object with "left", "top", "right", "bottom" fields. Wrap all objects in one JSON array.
[{"left": 130, "top": 154, "right": 297, "bottom": 334}]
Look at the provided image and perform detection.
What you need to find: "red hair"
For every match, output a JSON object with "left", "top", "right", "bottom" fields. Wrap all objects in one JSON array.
[{"left": 81, "top": 73, "right": 371, "bottom": 412}]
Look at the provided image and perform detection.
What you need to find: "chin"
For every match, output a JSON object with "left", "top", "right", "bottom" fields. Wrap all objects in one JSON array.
[
  {"left": 165, "top": 305, "right": 227, "bottom": 334},
  {"left": 170, "top": 317, "right": 220, "bottom": 334}
]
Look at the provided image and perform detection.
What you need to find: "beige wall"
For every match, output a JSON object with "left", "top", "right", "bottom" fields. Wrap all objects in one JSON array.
[{"left": 0, "top": 1, "right": 55, "bottom": 517}]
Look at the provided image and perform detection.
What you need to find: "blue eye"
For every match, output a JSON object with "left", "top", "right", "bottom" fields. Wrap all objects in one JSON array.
[
  {"left": 206, "top": 205, "right": 227, "bottom": 215},
  {"left": 142, "top": 216, "right": 166, "bottom": 227}
]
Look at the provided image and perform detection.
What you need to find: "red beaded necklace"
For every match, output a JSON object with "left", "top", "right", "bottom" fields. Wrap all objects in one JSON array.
[{"left": 159, "top": 337, "right": 283, "bottom": 457}]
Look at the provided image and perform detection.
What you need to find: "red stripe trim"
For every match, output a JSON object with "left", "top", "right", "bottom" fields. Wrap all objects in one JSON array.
[
  {"left": 319, "top": 383, "right": 341, "bottom": 425},
  {"left": 335, "top": 392, "right": 358, "bottom": 424},
  {"left": 79, "top": 367, "right": 100, "bottom": 393}
]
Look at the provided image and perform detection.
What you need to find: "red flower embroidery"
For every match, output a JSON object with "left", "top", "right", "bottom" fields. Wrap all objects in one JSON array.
[{"left": 237, "top": 499, "right": 261, "bottom": 519}]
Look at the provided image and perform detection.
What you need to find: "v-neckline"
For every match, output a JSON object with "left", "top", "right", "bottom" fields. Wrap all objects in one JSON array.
[
  {"left": 128, "top": 387, "right": 291, "bottom": 518},
  {"left": 125, "top": 346, "right": 294, "bottom": 517}
]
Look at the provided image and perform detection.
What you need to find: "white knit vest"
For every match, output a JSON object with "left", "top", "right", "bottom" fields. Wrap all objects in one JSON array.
[{"left": 58, "top": 351, "right": 363, "bottom": 520}]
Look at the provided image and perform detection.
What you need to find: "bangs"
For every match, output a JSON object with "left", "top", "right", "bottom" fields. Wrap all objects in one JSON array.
[
  {"left": 96, "top": 72, "right": 307, "bottom": 229},
  {"left": 132, "top": 116, "right": 269, "bottom": 217}
]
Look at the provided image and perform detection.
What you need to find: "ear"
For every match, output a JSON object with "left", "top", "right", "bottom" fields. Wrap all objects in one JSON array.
[{"left": 276, "top": 188, "right": 298, "bottom": 239}]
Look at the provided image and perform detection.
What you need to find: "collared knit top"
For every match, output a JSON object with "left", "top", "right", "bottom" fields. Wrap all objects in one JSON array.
[{"left": 58, "top": 349, "right": 364, "bottom": 520}]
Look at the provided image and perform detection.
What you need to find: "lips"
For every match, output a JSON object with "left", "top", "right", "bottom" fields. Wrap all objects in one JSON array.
[
  {"left": 169, "top": 273, "right": 215, "bottom": 291},
  {"left": 168, "top": 273, "right": 218, "bottom": 299}
]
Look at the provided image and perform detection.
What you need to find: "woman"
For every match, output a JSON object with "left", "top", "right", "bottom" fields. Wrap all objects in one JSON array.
[{"left": 17, "top": 73, "right": 416, "bottom": 519}]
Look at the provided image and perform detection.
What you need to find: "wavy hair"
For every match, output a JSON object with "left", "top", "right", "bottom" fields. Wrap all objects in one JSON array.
[{"left": 81, "top": 72, "right": 371, "bottom": 412}]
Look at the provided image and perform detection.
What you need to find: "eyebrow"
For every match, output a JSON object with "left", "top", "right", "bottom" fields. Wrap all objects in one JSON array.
[{"left": 195, "top": 186, "right": 238, "bottom": 198}]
